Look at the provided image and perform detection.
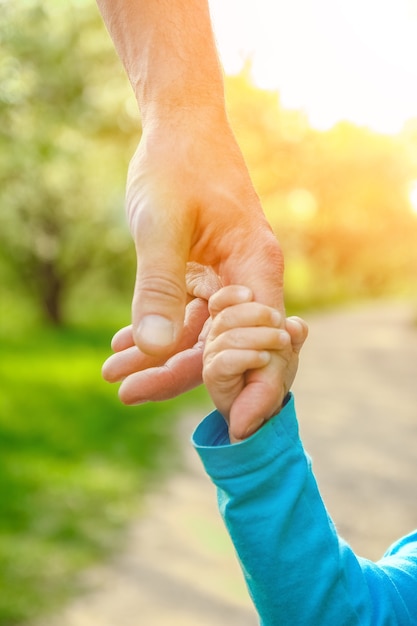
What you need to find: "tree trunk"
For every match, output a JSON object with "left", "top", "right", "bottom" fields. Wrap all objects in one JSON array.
[{"left": 38, "top": 260, "right": 65, "bottom": 326}]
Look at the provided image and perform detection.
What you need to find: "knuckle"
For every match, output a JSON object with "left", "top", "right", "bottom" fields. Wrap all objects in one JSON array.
[
  {"left": 136, "top": 273, "right": 185, "bottom": 306},
  {"left": 216, "top": 308, "right": 235, "bottom": 330},
  {"left": 272, "top": 328, "right": 287, "bottom": 345},
  {"left": 229, "top": 328, "right": 246, "bottom": 347},
  {"left": 202, "top": 362, "right": 212, "bottom": 385},
  {"left": 129, "top": 201, "right": 157, "bottom": 240},
  {"left": 218, "top": 351, "right": 236, "bottom": 375}
]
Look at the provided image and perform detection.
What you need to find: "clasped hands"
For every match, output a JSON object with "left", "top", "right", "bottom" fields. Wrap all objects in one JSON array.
[{"left": 102, "top": 118, "right": 307, "bottom": 440}]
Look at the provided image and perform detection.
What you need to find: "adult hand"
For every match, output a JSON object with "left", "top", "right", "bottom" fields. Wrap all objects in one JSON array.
[
  {"left": 102, "top": 113, "right": 284, "bottom": 403},
  {"left": 102, "top": 262, "right": 216, "bottom": 403},
  {"left": 97, "top": 0, "right": 284, "bottom": 404}
]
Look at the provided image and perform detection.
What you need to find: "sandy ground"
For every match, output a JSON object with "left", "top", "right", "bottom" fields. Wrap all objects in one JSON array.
[{"left": 36, "top": 300, "right": 417, "bottom": 626}]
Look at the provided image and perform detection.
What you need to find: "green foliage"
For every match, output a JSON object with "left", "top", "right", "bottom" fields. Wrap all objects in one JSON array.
[
  {"left": 0, "top": 6, "right": 207, "bottom": 622},
  {"left": 0, "top": 1, "right": 139, "bottom": 325},
  {"left": 0, "top": 314, "right": 208, "bottom": 625}
]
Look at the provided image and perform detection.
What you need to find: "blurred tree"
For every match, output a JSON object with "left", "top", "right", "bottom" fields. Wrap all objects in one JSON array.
[
  {"left": 2, "top": 9, "right": 416, "bottom": 325},
  {"left": 225, "top": 64, "right": 311, "bottom": 198},
  {"left": 0, "top": 1, "right": 139, "bottom": 325},
  {"left": 225, "top": 70, "right": 417, "bottom": 308},
  {"left": 299, "top": 123, "right": 417, "bottom": 300}
]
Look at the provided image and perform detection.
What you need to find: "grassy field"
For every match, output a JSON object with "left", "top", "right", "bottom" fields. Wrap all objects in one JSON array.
[{"left": 0, "top": 313, "right": 207, "bottom": 625}]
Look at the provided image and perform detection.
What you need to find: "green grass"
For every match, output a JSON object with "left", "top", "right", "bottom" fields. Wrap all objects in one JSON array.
[{"left": 0, "top": 322, "right": 208, "bottom": 625}]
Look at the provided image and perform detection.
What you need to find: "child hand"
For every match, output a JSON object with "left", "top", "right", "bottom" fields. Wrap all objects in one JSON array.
[{"left": 203, "top": 286, "right": 308, "bottom": 443}]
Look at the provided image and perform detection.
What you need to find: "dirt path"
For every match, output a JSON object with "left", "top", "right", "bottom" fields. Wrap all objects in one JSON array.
[{"left": 38, "top": 300, "right": 417, "bottom": 626}]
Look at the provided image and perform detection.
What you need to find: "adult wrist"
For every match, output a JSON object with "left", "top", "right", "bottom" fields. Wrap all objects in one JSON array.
[{"left": 137, "top": 76, "right": 227, "bottom": 129}]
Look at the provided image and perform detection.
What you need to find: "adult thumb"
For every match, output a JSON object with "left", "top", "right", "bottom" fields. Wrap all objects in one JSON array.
[{"left": 131, "top": 206, "right": 191, "bottom": 356}]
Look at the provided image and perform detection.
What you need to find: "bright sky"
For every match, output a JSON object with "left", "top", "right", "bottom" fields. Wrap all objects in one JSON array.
[{"left": 209, "top": 0, "right": 417, "bottom": 134}]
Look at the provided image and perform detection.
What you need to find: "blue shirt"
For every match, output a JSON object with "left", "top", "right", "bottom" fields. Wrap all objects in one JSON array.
[{"left": 193, "top": 394, "right": 417, "bottom": 625}]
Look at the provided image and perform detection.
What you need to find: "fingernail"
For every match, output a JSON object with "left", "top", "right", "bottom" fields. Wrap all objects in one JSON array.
[
  {"left": 278, "top": 330, "right": 291, "bottom": 345},
  {"left": 235, "top": 286, "right": 252, "bottom": 301},
  {"left": 287, "top": 318, "right": 303, "bottom": 333},
  {"left": 260, "top": 351, "right": 271, "bottom": 363},
  {"left": 271, "top": 310, "right": 282, "bottom": 326},
  {"left": 244, "top": 417, "right": 265, "bottom": 438},
  {"left": 137, "top": 315, "right": 176, "bottom": 347}
]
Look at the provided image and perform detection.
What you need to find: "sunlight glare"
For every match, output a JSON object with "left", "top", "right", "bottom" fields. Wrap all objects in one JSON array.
[
  {"left": 209, "top": 0, "right": 417, "bottom": 134},
  {"left": 409, "top": 182, "right": 417, "bottom": 215}
]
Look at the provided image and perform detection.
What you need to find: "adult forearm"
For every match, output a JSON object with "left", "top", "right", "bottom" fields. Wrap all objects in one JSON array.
[{"left": 96, "top": 0, "right": 225, "bottom": 124}]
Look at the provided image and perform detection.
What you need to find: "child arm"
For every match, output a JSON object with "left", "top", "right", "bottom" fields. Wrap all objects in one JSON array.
[
  {"left": 194, "top": 397, "right": 417, "bottom": 625},
  {"left": 195, "top": 288, "right": 417, "bottom": 624}
]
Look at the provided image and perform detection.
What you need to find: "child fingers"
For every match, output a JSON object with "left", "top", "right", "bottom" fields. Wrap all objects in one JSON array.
[
  {"left": 203, "top": 348, "right": 271, "bottom": 382},
  {"left": 209, "top": 302, "right": 284, "bottom": 340},
  {"left": 206, "top": 326, "right": 290, "bottom": 355},
  {"left": 285, "top": 316, "right": 309, "bottom": 353},
  {"left": 208, "top": 285, "right": 253, "bottom": 318}
]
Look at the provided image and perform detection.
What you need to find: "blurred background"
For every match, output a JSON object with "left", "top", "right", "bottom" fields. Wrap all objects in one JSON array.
[{"left": 1, "top": 1, "right": 417, "bottom": 624}]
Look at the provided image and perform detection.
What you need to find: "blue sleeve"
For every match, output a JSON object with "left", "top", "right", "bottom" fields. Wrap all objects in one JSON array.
[{"left": 192, "top": 394, "right": 417, "bottom": 626}]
